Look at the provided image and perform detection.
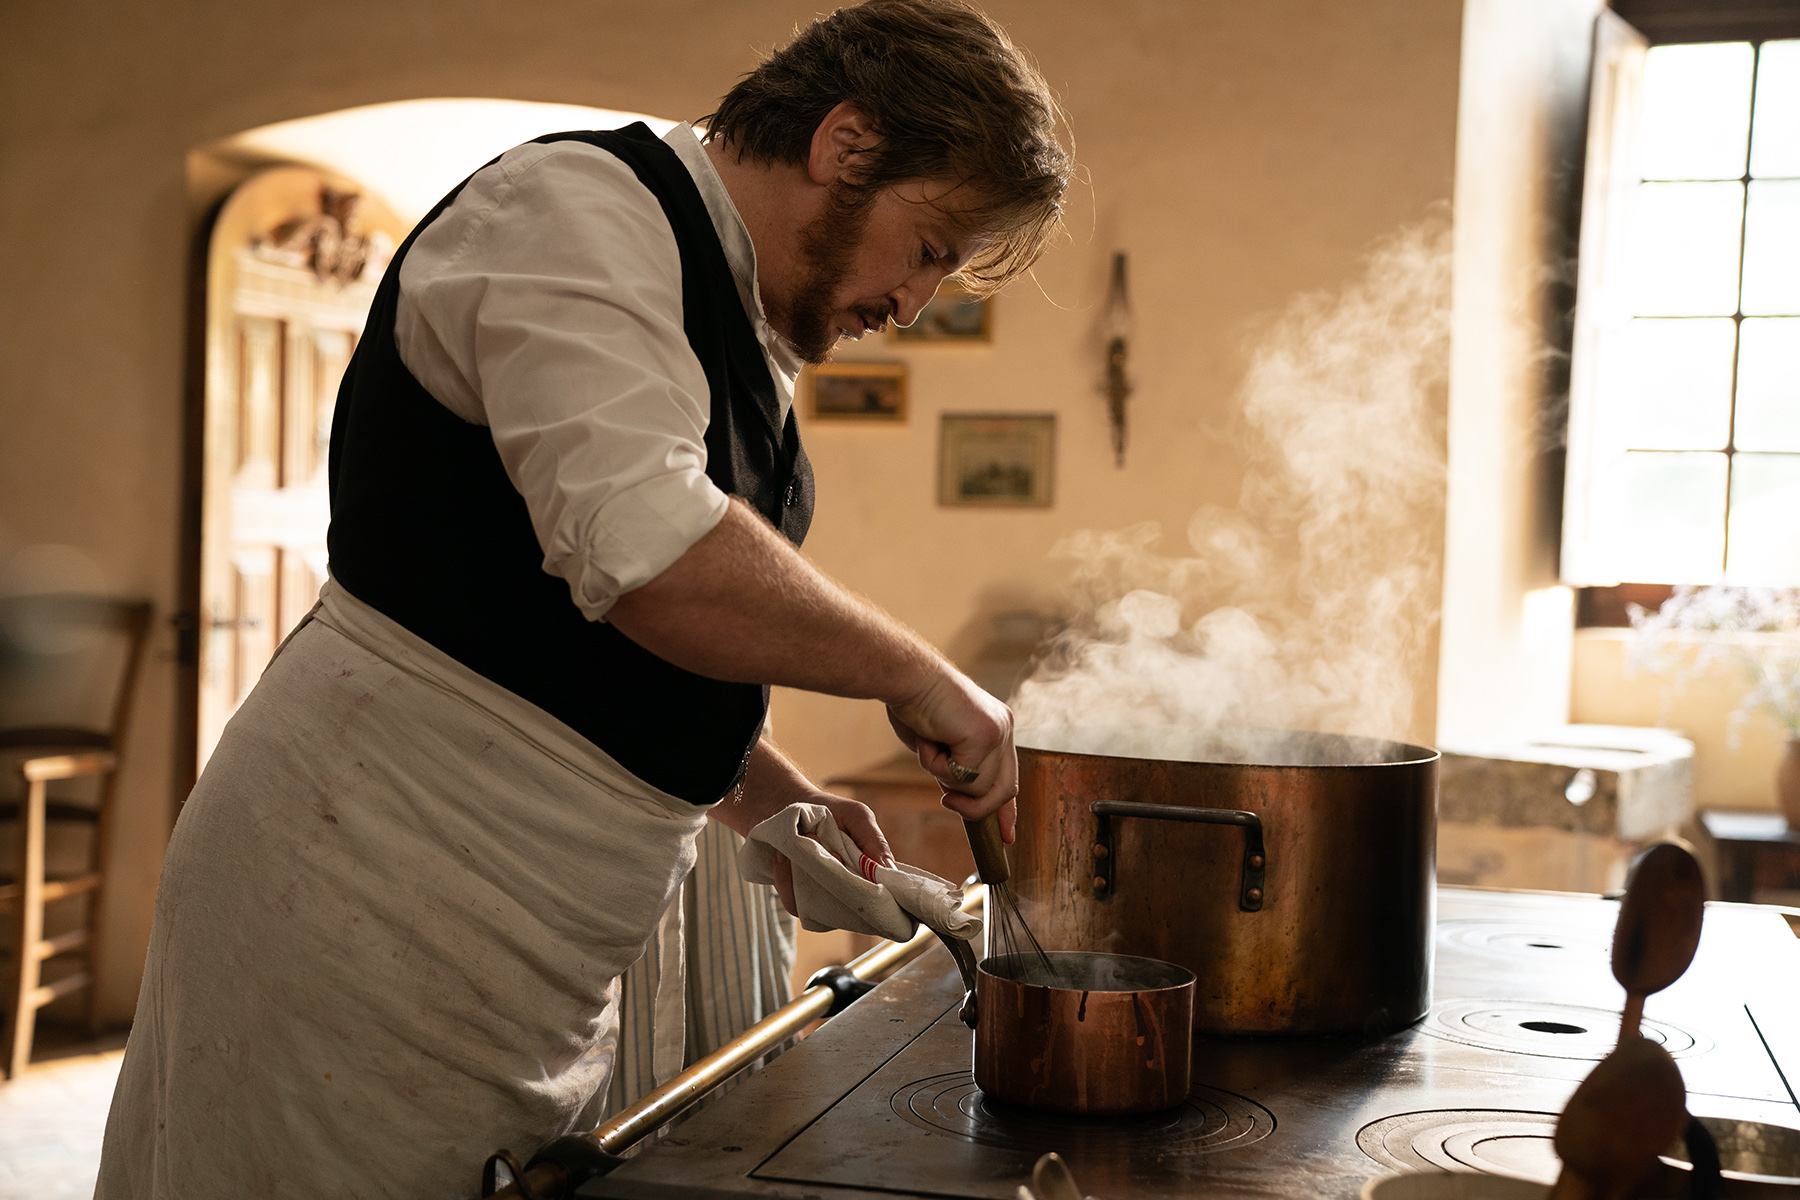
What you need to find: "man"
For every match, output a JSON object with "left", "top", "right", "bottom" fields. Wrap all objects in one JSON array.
[{"left": 97, "top": 1, "right": 1070, "bottom": 1195}]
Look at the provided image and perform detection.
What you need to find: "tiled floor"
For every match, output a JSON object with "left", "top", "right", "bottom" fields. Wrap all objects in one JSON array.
[{"left": 0, "top": 1032, "right": 126, "bottom": 1200}]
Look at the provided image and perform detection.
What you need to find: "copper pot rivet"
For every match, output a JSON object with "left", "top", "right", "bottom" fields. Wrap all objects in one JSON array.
[
  {"left": 1249, "top": 855, "right": 1264, "bottom": 869},
  {"left": 1093, "top": 843, "right": 1109, "bottom": 858},
  {"left": 1093, "top": 876, "right": 1108, "bottom": 891},
  {"left": 1246, "top": 888, "right": 1262, "bottom": 903}
]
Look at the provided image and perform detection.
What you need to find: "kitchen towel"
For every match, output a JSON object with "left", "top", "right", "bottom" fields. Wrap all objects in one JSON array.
[{"left": 738, "top": 802, "right": 982, "bottom": 944}]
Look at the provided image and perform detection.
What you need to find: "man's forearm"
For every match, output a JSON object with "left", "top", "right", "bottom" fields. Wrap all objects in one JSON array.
[
  {"left": 607, "top": 499, "right": 936, "bottom": 705},
  {"left": 709, "top": 737, "right": 817, "bottom": 837},
  {"left": 610, "top": 498, "right": 1019, "bottom": 829},
  {"left": 710, "top": 737, "right": 894, "bottom": 915},
  {"left": 710, "top": 738, "right": 895, "bottom": 864}
]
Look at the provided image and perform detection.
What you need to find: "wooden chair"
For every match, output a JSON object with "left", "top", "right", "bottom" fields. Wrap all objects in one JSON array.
[{"left": 1, "top": 595, "right": 152, "bottom": 1079}]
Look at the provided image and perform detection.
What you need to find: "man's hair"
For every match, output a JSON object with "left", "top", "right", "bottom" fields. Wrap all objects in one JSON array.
[{"left": 704, "top": 0, "right": 1071, "bottom": 294}]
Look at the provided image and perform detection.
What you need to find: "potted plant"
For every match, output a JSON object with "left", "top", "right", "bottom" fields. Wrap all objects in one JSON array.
[{"left": 1628, "top": 586, "right": 1800, "bottom": 825}]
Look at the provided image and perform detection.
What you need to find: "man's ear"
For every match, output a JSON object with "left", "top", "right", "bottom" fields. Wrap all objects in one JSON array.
[{"left": 807, "top": 100, "right": 881, "bottom": 187}]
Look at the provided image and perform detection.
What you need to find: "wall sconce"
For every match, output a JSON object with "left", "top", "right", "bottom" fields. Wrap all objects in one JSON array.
[{"left": 1103, "top": 251, "right": 1132, "bottom": 467}]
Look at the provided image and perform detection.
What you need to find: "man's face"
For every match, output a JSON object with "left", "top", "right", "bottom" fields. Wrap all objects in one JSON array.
[{"left": 769, "top": 180, "right": 989, "bottom": 365}]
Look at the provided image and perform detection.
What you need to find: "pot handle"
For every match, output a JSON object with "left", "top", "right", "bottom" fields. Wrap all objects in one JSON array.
[
  {"left": 1090, "top": 800, "right": 1266, "bottom": 912},
  {"left": 931, "top": 928, "right": 982, "bottom": 1029}
]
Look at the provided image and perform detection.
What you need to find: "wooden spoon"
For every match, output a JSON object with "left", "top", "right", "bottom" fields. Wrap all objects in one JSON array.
[
  {"left": 1550, "top": 1036, "right": 1688, "bottom": 1200},
  {"left": 1610, "top": 843, "right": 1704, "bottom": 1044}
]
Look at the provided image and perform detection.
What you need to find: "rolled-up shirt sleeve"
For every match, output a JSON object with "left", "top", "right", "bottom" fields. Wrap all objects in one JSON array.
[{"left": 395, "top": 139, "right": 730, "bottom": 621}]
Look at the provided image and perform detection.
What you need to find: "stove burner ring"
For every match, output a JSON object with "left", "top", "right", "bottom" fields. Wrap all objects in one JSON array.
[
  {"left": 1422, "top": 1000, "right": 1708, "bottom": 1060},
  {"left": 1437, "top": 918, "right": 1612, "bottom": 963},
  {"left": 1359, "top": 1109, "right": 1562, "bottom": 1185},
  {"left": 890, "top": 1073, "right": 1273, "bottom": 1157}
]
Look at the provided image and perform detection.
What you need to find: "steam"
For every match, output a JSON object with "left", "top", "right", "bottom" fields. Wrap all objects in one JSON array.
[{"left": 1013, "top": 217, "right": 1452, "bottom": 760}]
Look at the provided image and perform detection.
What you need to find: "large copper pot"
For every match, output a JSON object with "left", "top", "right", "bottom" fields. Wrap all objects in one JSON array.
[{"left": 1009, "top": 730, "right": 1438, "bottom": 1035}]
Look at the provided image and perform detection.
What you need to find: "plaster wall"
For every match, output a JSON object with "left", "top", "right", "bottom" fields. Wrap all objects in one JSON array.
[
  {"left": 0, "top": 0, "right": 1462, "bottom": 1023},
  {"left": 1436, "top": 0, "right": 1600, "bottom": 749}
]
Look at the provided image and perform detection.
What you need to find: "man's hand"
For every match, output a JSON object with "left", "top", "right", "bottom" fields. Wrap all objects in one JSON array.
[
  {"left": 711, "top": 739, "right": 897, "bottom": 921},
  {"left": 769, "top": 792, "right": 892, "bottom": 919},
  {"left": 885, "top": 668, "right": 1018, "bottom": 843}
]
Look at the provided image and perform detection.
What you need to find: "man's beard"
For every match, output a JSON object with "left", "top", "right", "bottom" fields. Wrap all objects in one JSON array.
[{"left": 777, "top": 184, "right": 888, "bottom": 365}]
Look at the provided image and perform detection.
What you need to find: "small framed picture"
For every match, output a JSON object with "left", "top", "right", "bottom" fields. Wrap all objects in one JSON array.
[
  {"left": 938, "top": 413, "right": 1055, "bottom": 507},
  {"left": 805, "top": 361, "right": 908, "bottom": 420},
  {"left": 893, "top": 288, "right": 991, "bottom": 343}
]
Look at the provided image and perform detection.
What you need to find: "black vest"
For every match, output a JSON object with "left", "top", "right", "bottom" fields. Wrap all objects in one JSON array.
[{"left": 327, "top": 124, "right": 813, "bottom": 804}]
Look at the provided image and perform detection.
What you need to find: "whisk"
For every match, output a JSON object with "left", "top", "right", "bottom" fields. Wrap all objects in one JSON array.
[{"left": 964, "top": 810, "right": 1058, "bottom": 985}]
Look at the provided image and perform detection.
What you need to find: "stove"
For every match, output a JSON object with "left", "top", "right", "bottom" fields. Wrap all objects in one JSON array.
[{"left": 580, "top": 888, "right": 1800, "bottom": 1199}]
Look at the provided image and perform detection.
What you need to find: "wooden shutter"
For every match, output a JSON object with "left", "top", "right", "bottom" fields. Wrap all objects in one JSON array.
[{"left": 1561, "top": 10, "right": 1649, "bottom": 585}]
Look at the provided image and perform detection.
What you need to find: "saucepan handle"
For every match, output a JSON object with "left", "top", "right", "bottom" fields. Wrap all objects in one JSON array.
[
  {"left": 931, "top": 928, "right": 982, "bottom": 1029},
  {"left": 1089, "top": 800, "right": 1266, "bottom": 912}
]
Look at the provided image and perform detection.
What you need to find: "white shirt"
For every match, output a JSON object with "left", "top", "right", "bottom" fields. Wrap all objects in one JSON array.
[{"left": 394, "top": 124, "right": 804, "bottom": 621}]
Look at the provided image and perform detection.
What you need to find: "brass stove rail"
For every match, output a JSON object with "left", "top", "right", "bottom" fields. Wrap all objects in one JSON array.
[{"left": 478, "top": 884, "right": 987, "bottom": 1200}]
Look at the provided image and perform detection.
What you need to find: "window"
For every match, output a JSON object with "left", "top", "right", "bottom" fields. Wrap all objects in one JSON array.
[{"left": 1563, "top": 21, "right": 1800, "bottom": 587}]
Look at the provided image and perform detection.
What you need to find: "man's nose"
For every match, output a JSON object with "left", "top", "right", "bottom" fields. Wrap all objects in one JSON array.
[{"left": 890, "top": 274, "right": 944, "bottom": 329}]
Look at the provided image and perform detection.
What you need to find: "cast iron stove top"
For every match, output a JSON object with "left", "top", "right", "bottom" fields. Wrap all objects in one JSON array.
[{"left": 582, "top": 888, "right": 1800, "bottom": 1199}]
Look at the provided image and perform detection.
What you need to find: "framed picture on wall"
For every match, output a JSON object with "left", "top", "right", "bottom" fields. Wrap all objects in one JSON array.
[
  {"left": 805, "top": 361, "right": 908, "bottom": 420},
  {"left": 893, "top": 287, "right": 991, "bottom": 343},
  {"left": 938, "top": 413, "right": 1055, "bottom": 507}
]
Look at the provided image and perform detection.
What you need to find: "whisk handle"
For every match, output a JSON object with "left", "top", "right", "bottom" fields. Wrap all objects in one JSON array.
[{"left": 964, "top": 812, "right": 1011, "bottom": 886}]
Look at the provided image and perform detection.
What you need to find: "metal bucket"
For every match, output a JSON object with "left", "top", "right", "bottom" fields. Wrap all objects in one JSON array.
[
  {"left": 1010, "top": 730, "right": 1438, "bottom": 1035},
  {"left": 973, "top": 950, "right": 1195, "bottom": 1114}
]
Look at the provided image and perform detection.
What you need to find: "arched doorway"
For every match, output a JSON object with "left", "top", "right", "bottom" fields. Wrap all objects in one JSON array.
[{"left": 194, "top": 167, "right": 407, "bottom": 764}]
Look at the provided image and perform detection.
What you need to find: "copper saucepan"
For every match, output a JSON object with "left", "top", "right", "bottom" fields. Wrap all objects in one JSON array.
[
  {"left": 969, "top": 950, "right": 1196, "bottom": 1115},
  {"left": 927, "top": 815, "right": 1196, "bottom": 1114}
]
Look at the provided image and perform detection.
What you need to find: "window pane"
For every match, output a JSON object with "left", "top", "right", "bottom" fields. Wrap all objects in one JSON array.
[
  {"left": 1750, "top": 40, "right": 1800, "bottom": 179},
  {"left": 1741, "top": 180, "right": 1800, "bottom": 313},
  {"left": 1641, "top": 42, "right": 1754, "bottom": 180},
  {"left": 1627, "top": 182, "right": 1745, "bottom": 315},
  {"left": 1735, "top": 318, "right": 1800, "bottom": 450},
  {"left": 1607, "top": 451, "right": 1727, "bottom": 581},
  {"left": 1727, "top": 453, "right": 1800, "bottom": 583},
  {"left": 1605, "top": 319, "right": 1735, "bottom": 449}
]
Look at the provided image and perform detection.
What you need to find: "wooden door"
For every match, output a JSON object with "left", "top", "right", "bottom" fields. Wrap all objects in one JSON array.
[{"left": 198, "top": 168, "right": 405, "bottom": 766}]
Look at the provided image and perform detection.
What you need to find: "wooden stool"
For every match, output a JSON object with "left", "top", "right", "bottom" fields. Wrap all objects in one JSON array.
[
  {"left": 1700, "top": 810, "right": 1800, "bottom": 903},
  {"left": 1, "top": 595, "right": 151, "bottom": 1078},
  {"left": 3, "top": 747, "right": 119, "bottom": 1078}
]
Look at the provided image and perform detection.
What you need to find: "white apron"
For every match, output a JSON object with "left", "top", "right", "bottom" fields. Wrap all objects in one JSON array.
[{"left": 96, "top": 581, "right": 711, "bottom": 1199}]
